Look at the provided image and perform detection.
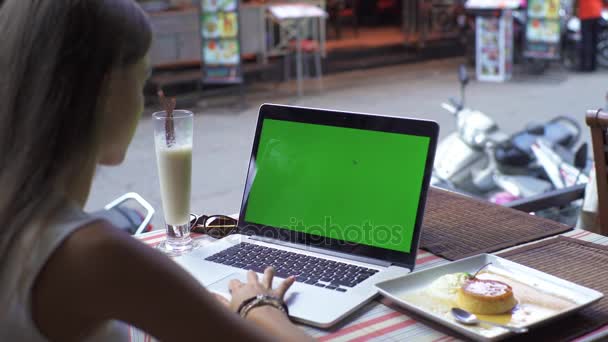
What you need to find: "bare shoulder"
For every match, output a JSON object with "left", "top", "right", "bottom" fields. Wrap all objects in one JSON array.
[
  {"left": 36, "top": 218, "right": 172, "bottom": 302},
  {"left": 56, "top": 218, "right": 144, "bottom": 265},
  {"left": 31, "top": 219, "right": 141, "bottom": 340},
  {"left": 34, "top": 218, "right": 129, "bottom": 288},
  {"left": 42, "top": 219, "right": 146, "bottom": 282}
]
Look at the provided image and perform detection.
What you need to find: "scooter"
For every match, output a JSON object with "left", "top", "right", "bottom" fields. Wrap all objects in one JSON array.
[{"left": 432, "top": 65, "right": 583, "bottom": 201}]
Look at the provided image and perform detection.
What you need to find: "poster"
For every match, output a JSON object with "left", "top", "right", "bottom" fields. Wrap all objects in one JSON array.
[
  {"left": 200, "top": 0, "right": 242, "bottom": 84},
  {"left": 527, "top": 0, "right": 560, "bottom": 19},
  {"left": 476, "top": 12, "right": 513, "bottom": 82},
  {"left": 526, "top": 19, "right": 560, "bottom": 43},
  {"left": 524, "top": 0, "right": 561, "bottom": 59},
  {"left": 479, "top": 18, "right": 500, "bottom": 77}
]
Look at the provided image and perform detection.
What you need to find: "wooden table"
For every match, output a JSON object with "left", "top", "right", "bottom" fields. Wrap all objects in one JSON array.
[{"left": 131, "top": 194, "right": 608, "bottom": 342}]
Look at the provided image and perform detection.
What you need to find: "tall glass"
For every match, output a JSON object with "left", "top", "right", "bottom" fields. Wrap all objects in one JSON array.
[{"left": 153, "top": 110, "right": 195, "bottom": 256}]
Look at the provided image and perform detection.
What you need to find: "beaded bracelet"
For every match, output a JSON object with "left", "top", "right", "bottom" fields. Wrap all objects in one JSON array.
[{"left": 237, "top": 294, "right": 289, "bottom": 318}]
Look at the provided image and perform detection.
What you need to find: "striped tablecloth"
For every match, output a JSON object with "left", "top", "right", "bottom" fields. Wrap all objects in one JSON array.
[{"left": 132, "top": 229, "right": 608, "bottom": 342}]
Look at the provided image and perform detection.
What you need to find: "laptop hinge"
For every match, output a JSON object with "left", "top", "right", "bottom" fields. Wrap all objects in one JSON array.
[{"left": 248, "top": 235, "right": 393, "bottom": 268}]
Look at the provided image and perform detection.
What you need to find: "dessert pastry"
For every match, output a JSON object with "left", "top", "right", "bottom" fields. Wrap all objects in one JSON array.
[{"left": 457, "top": 278, "right": 517, "bottom": 315}]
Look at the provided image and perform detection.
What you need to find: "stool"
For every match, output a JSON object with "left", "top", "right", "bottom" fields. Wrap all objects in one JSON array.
[{"left": 283, "top": 39, "right": 323, "bottom": 92}]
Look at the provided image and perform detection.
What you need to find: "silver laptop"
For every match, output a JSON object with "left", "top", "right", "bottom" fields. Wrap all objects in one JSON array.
[{"left": 175, "top": 104, "right": 439, "bottom": 328}]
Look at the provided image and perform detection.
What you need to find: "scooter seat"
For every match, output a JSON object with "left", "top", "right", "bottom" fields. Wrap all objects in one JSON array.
[{"left": 494, "top": 142, "right": 532, "bottom": 167}]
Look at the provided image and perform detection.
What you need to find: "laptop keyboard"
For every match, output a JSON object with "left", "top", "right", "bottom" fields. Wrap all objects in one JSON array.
[{"left": 205, "top": 242, "right": 379, "bottom": 292}]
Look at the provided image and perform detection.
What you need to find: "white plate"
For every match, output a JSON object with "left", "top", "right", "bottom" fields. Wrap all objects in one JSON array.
[{"left": 375, "top": 254, "right": 604, "bottom": 341}]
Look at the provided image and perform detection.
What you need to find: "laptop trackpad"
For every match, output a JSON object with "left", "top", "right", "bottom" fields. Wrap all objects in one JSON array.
[
  {"left": 207, "top": 272, "right": 295, "bottom": 303},
  {"left": 208, "top": 272, "right": 245, "bottom": 298}
]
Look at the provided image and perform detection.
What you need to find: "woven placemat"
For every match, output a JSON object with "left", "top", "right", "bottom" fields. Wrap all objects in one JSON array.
[
  {"left": 420, "top": 188, "right": 572, "bottom": 260},
  {"left": 496, "top": 236, "right": 608, "bottom": 341}
]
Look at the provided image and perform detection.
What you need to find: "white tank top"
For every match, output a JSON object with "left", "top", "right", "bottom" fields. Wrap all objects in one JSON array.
[{"left": 0, "top": 201, "right": 129, "bottom": 341}]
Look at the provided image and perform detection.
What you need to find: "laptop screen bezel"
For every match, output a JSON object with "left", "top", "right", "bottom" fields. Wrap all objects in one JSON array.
[{"left": 237, "top": 104, "right": 439, "bottom": 269}]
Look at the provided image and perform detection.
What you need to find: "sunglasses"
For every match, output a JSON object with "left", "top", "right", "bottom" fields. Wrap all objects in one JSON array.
[{"left": 190, "top": 214, "right": 238, "bottom": 239}]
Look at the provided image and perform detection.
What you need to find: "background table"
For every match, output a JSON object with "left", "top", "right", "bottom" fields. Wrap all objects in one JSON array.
[
  {"left": 131, "top": 224, "right": 608, "bottom": 341},
  {"left": 268, "top": 3, "right": 327, "bottom": 96}
]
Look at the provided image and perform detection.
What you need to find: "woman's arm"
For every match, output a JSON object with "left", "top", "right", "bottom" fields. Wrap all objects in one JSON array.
[{"left": 32, "top": 220, "right": 313, "bottom": 341}]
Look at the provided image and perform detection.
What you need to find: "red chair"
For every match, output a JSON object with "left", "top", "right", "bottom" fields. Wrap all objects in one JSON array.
[
  {"left": 376, "top": 0, "right": 396, "bottom": 11},
  {"left": 328, "top": 0, "right": 359, "bottom": 39}
]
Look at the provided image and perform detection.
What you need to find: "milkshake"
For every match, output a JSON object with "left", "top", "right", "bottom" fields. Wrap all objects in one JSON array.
[
  {"left": 155, "top": 144, "right": 192, "bottom": 227},
  {"left": 152, "top": 109, "right": 195, "bottom": 256}
]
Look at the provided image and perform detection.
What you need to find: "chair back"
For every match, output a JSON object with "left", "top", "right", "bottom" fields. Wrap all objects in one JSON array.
[{"left": 585, "top": 109, "right": 608, "bottom": 235}]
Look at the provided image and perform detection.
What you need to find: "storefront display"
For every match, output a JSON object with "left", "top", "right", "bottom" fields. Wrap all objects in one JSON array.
[
  {"left": 524, "top": 0, "right": 561, "bottom": 58},
  {"left": 475, "top": 11, "right": 513, "bottom": 81},
  {"left": 200, "top": 0, "right": 243, "bottom": 83}
]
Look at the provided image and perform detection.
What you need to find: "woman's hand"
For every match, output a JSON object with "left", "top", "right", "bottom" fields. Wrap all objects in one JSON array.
[
  {"left": 214, "top": 267, "right": 312, "bottom": 341},
  {"left": 226, "top": 267, "right": 295, "bottom": 313}
]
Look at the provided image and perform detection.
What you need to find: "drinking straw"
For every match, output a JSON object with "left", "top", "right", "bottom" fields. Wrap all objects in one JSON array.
[{"left": 157, "top": 88, "right": 176, "bottom": 146}]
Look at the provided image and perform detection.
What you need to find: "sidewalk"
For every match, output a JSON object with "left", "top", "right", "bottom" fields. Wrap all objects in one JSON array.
[
  {"left": 147, "top": 37, "right": 463, "bottom": 99},
  {"left": 87, "top": 58, "right": 608, "bottom": 230}
]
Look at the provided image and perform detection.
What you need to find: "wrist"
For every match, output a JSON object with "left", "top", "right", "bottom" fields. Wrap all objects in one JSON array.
[
  {"left": 237, "top": 294, "right": 289, "bottom": 319},
  {"left": 246, "top": 305, "right": 287, "bottom": 321}
]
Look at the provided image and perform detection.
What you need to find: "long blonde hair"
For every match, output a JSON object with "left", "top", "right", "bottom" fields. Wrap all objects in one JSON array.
[{"left": 0, "top": 0, "right": 152, "bottom": 258}]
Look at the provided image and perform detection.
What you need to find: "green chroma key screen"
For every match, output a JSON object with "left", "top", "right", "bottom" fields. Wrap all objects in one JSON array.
[{"left": 244, "top": 119, "right": 430, "bottom": 253}]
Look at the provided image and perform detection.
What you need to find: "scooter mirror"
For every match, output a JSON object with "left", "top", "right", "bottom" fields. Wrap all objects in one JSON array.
[{"left": 458, "top": 65, "right": 469, "bottom": 86}]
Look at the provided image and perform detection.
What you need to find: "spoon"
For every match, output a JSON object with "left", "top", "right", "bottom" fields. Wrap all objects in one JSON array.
[{"left": 451, "top": 308, "right": 529, "bottom": 334}]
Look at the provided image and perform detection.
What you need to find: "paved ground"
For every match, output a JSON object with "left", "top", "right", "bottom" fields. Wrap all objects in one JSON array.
[{"left": 86, "top": 58, "right": 608, "bottom": 230}]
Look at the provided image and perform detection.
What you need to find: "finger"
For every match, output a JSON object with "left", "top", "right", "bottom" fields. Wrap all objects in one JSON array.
[
  {"left": 229, "top": 279, "right": 243, "bottom": 293},
  {"left": 213, "top": 293, "right": 230, "bottom": 307},
  {"left": 263, "top": 266, "right": 275, "bottom": 288},
  {"left": 275, "top": 276, "right": 296, "bottom": 298},
  {"left": 247, "top": 270, "right": 259, "bottom": 284}
]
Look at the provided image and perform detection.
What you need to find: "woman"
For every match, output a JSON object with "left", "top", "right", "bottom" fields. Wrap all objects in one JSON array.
[{"left": 0, "top": 1, "right": 312, "bottom": 341}]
